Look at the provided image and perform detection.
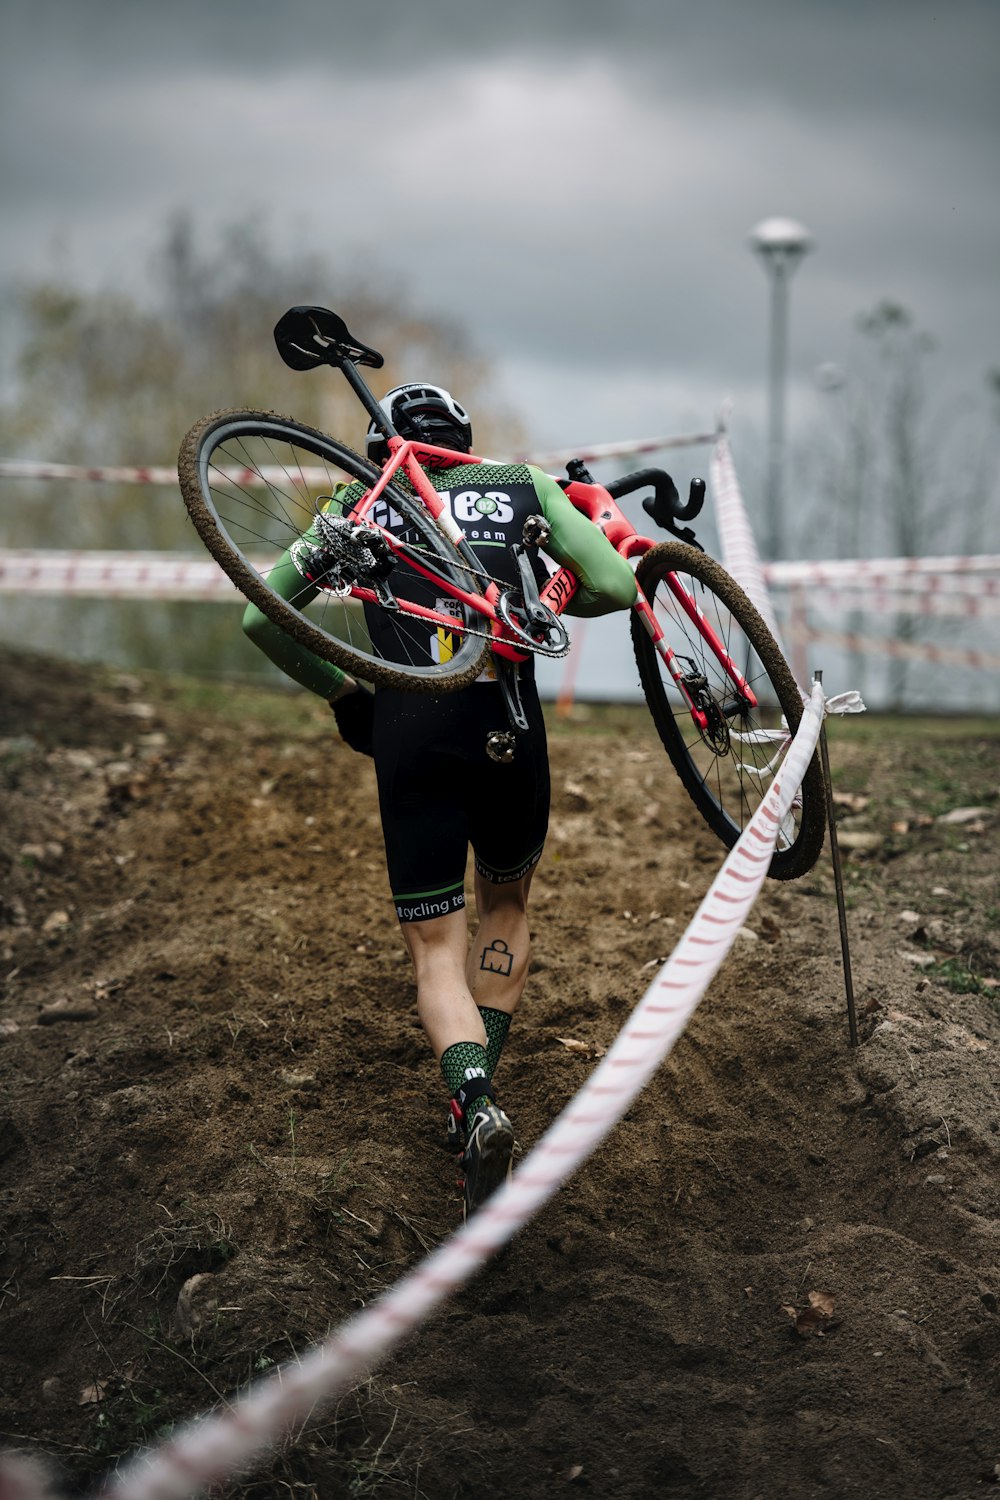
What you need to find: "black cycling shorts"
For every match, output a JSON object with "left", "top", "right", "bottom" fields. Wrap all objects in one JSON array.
[{"left": 371, "top": 680, "right": 550, "bottom": 924}]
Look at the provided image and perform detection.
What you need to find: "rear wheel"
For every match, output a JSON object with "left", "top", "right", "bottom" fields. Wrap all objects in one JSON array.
[
  {"left": 177, "top": 409, "right": 491, "bottom": 692},
  {"left": 632, "top": 542, "right": 826, "bottom": 880}
]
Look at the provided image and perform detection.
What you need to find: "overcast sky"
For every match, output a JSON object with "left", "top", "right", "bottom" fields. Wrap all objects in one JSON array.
[{"left": 2, "top": 0, "right": 998, "bottom": 466}]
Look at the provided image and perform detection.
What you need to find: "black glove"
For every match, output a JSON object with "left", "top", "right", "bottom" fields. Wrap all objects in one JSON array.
[{"left": 330, "top": 684, "right": 375, "bottom": 757}]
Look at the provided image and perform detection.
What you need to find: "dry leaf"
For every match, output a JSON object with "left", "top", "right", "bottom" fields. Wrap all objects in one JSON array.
[
  {"left": 175, "top": 1273, "right": 217, "bottom": 1339},
  {"left": 280, "top": 1068, "right": 318, "bottom": 1091},
  {"left": 935, "top": 806, "right": 991, "bottom": 825},
  {"left": 782, "top": 1290, "right": 836, "bottom": 1336},
  {"left": 78, "top": 1379, "right": 109, "bottom": 1405},
  {"left": 832, "top": 790, "right": 870, "bottom": 811},
  {"left": 564, "top": 1466, "right": 584, "bottom": 1482},
  {"left": 836, "top": 831, "right": 883, "bottom": 852},
  {"left": 555, "top": 1036, "right": 606, "bottom": 1059},
  {"left": 808, "top": 1290, "right": 835, "bottom": 1319}
]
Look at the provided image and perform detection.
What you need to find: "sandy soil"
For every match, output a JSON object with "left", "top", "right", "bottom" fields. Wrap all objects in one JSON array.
[{"left": 1, "top": 643, "right": 998, "bottom": 1499}]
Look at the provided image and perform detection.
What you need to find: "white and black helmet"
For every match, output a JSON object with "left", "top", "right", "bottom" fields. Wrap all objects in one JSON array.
[{"left": 365, "top": 382, "right": 473, "bottom": 465}]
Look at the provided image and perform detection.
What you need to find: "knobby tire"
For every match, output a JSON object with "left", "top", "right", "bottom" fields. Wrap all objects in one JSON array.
[
  {"left": 178, "top": 409, "right": 492, "bottom": 692},
  {"left": 632, "top": 542, "right": 826, "bottom": 881}
]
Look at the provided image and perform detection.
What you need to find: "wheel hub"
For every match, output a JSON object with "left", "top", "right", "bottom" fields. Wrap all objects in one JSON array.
[{"left": 677, "top": 659, "right": 732, "bottom": 754}]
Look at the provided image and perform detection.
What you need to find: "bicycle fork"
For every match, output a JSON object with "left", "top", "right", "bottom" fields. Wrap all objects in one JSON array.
[{"left": 632, "top": 574, "right": 759, "bottom": 733}]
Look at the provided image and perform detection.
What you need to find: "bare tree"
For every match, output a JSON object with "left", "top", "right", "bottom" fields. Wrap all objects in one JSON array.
[
  {"left": 0, "top": 217, "right": 524, "bottom": 677},
  {"left": 804, "top": 301, "right": 998, "bottom": 707}
]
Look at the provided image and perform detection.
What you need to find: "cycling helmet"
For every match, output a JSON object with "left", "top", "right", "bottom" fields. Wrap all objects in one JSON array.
[{"left": 365, "top": 382, "right": 473, "bottom": 465}]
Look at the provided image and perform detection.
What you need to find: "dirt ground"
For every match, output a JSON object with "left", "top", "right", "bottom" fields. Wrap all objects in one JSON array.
[{"left": 1, "top": 641, "right": 998, "bottom": 1500}]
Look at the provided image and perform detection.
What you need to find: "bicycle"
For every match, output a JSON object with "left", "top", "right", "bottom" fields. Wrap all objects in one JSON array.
[{"left": 178, "top": 305, "right": 826, "bottom": 880}]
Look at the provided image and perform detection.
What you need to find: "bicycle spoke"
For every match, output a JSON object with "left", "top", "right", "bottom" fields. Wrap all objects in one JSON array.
[
  {"left": 632, "top": 545, "right": 822, "bottom": 877},
  {"left": 179, "top": 411, "right": 495, "bottom": 691}
]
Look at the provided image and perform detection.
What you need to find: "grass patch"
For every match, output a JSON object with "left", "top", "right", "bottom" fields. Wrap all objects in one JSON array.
[
  {"left": 824, "top": 712, "right": 1000, "bottom": 745},
  {"left": 927, "top": 957, "right": 998, "bottom": 997}
]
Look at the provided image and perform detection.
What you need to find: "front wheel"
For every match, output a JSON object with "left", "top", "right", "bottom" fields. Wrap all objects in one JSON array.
[
  {"left": 177, "top": 409, "right": 491, "bottom": 692},
  {"left": 631, "top": 542, "right": 826, "bottom": 880}
]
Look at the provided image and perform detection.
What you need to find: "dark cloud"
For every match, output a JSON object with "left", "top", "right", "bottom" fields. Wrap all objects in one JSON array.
[
  {"left": 5, "top": 0, "right": 998, "bottom": 115},
  {"left": 1, "top": 0, "right": 998, "bottom": 453}
]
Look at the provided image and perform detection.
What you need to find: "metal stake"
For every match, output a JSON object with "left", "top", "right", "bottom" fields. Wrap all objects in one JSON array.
[{"left": 814, "top": 669, "right": 859, "bottom": 1047}]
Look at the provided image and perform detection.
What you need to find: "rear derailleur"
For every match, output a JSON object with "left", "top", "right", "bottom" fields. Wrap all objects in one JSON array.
[{"left": 292, "top": 513, "right": 398, "bottom": 605}]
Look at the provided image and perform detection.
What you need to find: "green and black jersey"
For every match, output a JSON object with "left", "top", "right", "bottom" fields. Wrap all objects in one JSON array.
[{"left": 243, "top": 460, "right": 637, "bottom": 698}]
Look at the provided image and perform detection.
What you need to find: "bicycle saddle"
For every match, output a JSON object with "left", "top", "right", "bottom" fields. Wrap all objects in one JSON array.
[{"left": 273, "top": 306, "right": 385, "bottom": 371}]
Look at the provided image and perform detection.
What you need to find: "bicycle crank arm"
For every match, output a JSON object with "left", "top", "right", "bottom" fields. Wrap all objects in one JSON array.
[
  {"left": 496, "top": 657, "right": 530, "bottom": 737},
  {"left": 510, "top": 543, "right": 555, "bottom": 632}
]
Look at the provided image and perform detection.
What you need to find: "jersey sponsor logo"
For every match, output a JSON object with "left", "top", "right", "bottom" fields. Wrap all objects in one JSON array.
[
  {"left": 367, "top": 496, "right": 410, "bottom": 533},
  {"left": 443, "top": 489, "right": 515, "bottom": 524},
  {"left": 545, "top": 568, "right": 576, "bottom": 613},
  {"left": 367, "top": 488, "right": 516, "bottom": 537},
  {"left": 431, "top": 596, "right": 463, "bottom": 665},
  {"left": 395, "top": 891, "right": 466, "bottom": 923}
]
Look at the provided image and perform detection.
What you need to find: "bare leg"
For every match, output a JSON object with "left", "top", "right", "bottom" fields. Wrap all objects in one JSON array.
[
  {"left": 402, "top": 908, "right": 487, "bottom": 1062},
  {"left": 466, "top": 869, "right": 534, "bottom": 1018},
  {"left": 401, "top": 869, "right": 534, "bottom": 1056},
  {"left": 404, "top": 881, "right": 530, "bottom": 1215}
]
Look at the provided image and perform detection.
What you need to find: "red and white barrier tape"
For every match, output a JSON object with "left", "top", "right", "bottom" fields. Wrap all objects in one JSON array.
[
  {"left": 0, "top": 460, "right": 184, "bottom": 485},
  {"left": 0, "top": 551, "right": 242, "bottom": 601},
  {"left": 0, "top": 432, "right": 719, "bottom": 491},
  {"left": 4, "top": 548, "right": 998, "bottom": 611},
  {"left": 781, "top": 585, "right": 1000, "bottom": 621},
  {"left": 765, "top": 555, "right": 1000, "bottom": 586},
  {"left": 706, "top": 438, "right": 999, "bottom": 682},
  {"left": 0, "top": 461, "right": 342, "bottom": 488},
  {"left": 708, "top": 432, "right": 787, "bottom": 656},
  {"left": 522, "top": 429, "right": 719, "bottom": 468},
  {"left": 786, "top": 624, "right": 1000, "bottom": 673},
  {"left": 0, "top": 687, "right": 809, "bottom": 1500}
]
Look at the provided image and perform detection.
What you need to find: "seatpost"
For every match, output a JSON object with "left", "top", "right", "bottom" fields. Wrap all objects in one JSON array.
[{"left": 337, "top": 357, "right": 398, "bottom": 444}]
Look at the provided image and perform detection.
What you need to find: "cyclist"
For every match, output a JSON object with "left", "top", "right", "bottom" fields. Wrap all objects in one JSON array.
[{"left": 243, "top": 382, "right": 636, "bottom": 1217}]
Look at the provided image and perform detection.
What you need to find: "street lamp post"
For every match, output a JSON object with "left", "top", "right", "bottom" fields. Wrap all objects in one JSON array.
[{"left": 749, "top": 216, "right": 814, "bottom": 560}]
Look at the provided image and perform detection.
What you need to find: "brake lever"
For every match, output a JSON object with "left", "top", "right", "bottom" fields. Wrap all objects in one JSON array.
[{"left": 640, "top": 496, "right": 704, "bottom": 551}]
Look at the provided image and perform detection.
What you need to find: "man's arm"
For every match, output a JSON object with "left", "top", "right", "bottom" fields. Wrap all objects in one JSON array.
[
  {"left": 241, "top": 517, "right": 374, "bottom": 753},
  {"left": 529, "top": 467, "right": 638, "bottom": 617},
  {"left": 242, "top": 543, "right": 353, "bottom": 701}
]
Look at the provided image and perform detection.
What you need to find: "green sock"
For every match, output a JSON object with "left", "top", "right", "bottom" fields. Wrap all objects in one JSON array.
[
  {"left": 440, "top": 1041, "right": 491, "bottom": 1115},
  {"left": 478, "top": 1006, "right": 512, "bottom": 1079}
]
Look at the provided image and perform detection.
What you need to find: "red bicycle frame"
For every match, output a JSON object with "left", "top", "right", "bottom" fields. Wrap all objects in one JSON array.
[{"left": 345, "top": 433, "right": 758, "bottom": 725}]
